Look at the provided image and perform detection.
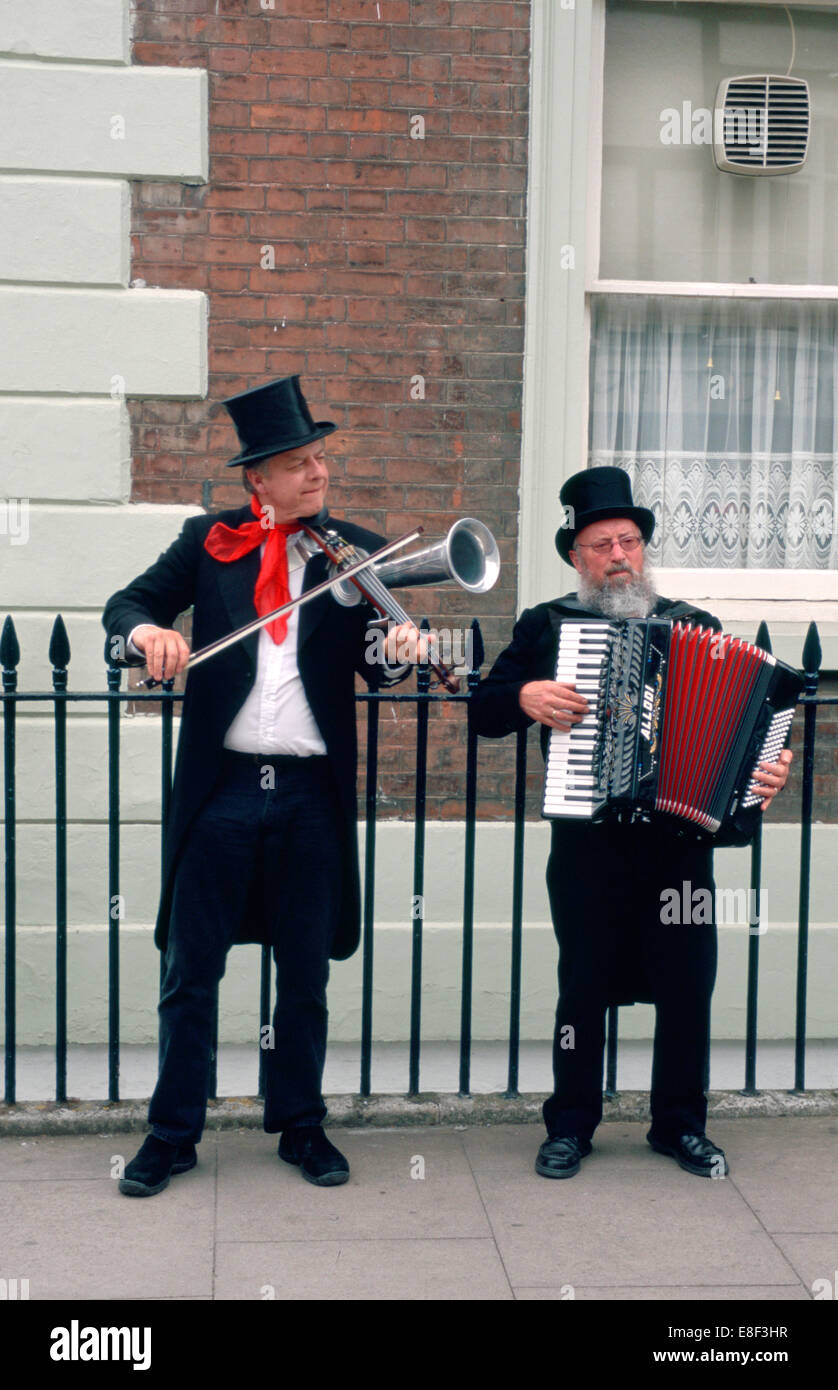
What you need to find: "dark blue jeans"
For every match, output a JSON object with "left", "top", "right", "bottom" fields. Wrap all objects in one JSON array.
[{"left": 148, "top": 753, "right": 344, "bottom": 1146}]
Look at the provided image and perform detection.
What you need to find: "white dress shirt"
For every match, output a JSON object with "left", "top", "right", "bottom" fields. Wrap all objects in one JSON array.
[{"left": 223, "top": 537, "right": 327, "bottom": 755}]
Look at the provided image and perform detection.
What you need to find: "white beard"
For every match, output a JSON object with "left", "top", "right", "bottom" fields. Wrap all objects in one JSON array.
[{"left": 576, "top": 559, "right": 657, "bottom": 619}]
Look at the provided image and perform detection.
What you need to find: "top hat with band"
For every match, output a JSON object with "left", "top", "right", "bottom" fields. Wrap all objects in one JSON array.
[
  {"left": 222, "top": 375, "right": 336, "bottom": 468},
  {"left": 555, "top": 466, "right": 655, "bottom": 563}
]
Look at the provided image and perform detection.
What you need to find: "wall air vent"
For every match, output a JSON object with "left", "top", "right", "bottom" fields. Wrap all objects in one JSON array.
[{"left": 713, "top": 75, "right": 810, "bottom": 175}]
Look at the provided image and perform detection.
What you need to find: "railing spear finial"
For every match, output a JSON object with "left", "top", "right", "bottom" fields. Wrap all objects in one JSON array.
[
  {"left": 802, "top": 621, "right": 822, "bottom": 677},
  {"left": 1, "top": 615, "right": 20, "bottom": 672},
  {"left": 49, "top": 614, "right": 71, "bottom": 672}
]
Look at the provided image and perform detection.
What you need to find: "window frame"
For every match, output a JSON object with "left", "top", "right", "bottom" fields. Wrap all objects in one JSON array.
[{"left": 581, "top": 0, "right": 838, "bottom": 654}]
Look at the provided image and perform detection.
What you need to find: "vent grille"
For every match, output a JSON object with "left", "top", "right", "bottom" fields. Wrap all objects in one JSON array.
[{"left": 713, "top": 74, "right": 810, "bottom": 175}]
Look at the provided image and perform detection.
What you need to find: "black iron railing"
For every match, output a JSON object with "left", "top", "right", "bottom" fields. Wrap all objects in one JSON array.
[{"left": 0, "top": 614, "right": 833, "bottom": 1107}]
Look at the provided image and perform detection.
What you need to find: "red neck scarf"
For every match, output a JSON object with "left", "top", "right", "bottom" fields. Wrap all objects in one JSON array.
[{"left": 204, "top": 496, "right": 303, "bottom": 644}]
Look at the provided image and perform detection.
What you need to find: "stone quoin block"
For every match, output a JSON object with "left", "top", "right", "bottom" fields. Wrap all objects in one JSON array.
[
  {"left": 0, "top": 62, "right": 208, "bottom": 182},
  {"left": 0, "top": 0, "right": 129, "bottom": 64},
  {"left": 0, "top": 286, "right": 208, "bottom": 397},
  {"left": 0, "top": 395, "right": 130, "bottom": 502},
  {"left": 0, "top": 177, "right": 129, "bottom": 287}
]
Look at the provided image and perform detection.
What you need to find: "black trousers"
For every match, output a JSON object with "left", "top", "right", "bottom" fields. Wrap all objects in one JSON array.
[
  {"left": 542, "top": 820, "right": 718, "bottom": 1142},
  {"left": 148, "top": 752, "right": 344, "bottom": 1146}
]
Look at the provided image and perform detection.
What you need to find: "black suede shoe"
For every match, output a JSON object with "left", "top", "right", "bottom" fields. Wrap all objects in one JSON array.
[
  {"left": 118, "top": 1134, "right": 198, "bottom": 1197},
  {"left": 535, "top": 1134, "right": 592, "bottom": 1179},
  {"left": 647, "top": 1131, "right": 729, "bottom": 1178},
  {"left": 278, "top": 1125, "right": 349, "bottom": 1186}
]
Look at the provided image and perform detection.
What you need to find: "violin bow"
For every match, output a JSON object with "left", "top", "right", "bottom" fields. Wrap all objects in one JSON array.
[{"left": 134, "top": 526, "right": 423, "bottom": 688}]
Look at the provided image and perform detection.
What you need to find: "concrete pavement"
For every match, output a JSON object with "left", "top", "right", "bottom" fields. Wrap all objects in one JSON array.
[{"left": 1, "top": 1116, "right": 836, "bottom": 1301}]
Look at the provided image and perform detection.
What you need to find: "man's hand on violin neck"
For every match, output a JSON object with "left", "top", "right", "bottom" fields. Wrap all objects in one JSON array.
[
  {"left": 131, "top": 625, "right": 191, "bottom": 682},
  {"left": 384, "top": 621, "right": 434, "bottom": 666}
]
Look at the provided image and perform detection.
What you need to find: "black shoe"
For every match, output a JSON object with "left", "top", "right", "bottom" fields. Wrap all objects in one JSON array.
[
  {"left": 535, "top": 1134, "right": 592, "bottom": 1179},
  {"left": 118, "top": 1134, "right": 198, "bottom": 1197},
  {"left": 647, "top": 1131, "right": 729, "bottom": 1178},
  {"left": 278, "top": 1125, "right": 349, "bottom": 1186}
]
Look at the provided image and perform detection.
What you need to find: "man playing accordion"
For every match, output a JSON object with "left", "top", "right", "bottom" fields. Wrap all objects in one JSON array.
[{"left": 470, "top": 467, "right": 792, "bottom": 1181}]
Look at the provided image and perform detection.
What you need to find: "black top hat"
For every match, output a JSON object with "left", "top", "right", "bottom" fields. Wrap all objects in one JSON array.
[
  {"left": 555, "top": 466, "right": 655, "bottom": 563},
  {"left": 222, "top": 375, "right": 336, "bottom": 467}
]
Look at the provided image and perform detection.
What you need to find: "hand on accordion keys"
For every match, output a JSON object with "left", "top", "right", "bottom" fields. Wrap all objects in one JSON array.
[
  {"left": 750, "top": 747, "right": 793, "bottom": 812},
  {"left": 519, "top": 680, "right": 589, "bottom": 729}
]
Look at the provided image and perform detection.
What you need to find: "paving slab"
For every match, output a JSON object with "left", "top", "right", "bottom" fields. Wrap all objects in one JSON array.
[
  {"left": 516, "top": 1284, "right": 810, "bottom": 1300},
  {"left": 2, "top": 1169, "right": 216, "bottom": 1299},
  {"left": 461, "top": 1124, "right": 805, "bottom": 1290},
  {"left": 213, "top": 1127, "right": 491, "bottom": 1243},
  {"left": 214, "top": 1238, "right": 513, "bottom": 1301},
  {"left": 706, "top": 1117, "right": 838, "bottom": 1233},
  {"left": 0, "top": 1132, "right": 163, "bottom": 1181},
  {"left": 770, "top": 1235, "right": 838, "bottom": 1296}
]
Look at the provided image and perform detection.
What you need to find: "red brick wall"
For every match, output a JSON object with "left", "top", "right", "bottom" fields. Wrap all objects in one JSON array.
[{"left": 128, "top": 0, "right": 530, "bottom": 818}]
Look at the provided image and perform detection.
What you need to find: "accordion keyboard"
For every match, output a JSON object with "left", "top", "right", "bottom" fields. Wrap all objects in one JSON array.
[{"left": 542, "top": 622, "right": 614, "bottom": 818}]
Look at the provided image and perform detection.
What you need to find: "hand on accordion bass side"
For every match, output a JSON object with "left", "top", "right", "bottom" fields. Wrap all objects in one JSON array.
[
  {"left": 519, "top": 679, "right": 589, "bottom": 729},
  {"left": 750, "top": 748, "right": 794, "bottom": 812}
]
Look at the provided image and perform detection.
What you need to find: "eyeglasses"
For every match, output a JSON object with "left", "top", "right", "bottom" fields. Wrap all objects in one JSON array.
[{"left": 574, "top": 534, "right": 644, "bottom": 556}]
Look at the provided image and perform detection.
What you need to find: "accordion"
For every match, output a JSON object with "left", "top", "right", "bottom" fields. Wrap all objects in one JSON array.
[{"left": 542, "top": 618, "right": 803, "bottom": 834}]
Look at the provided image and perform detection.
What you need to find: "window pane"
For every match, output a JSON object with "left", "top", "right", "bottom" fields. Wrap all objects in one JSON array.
[
  {"left": 588, "top": 295, "right": 838, "bottom": 568},
  {"left": 601, "top": 1, "right": 838, "bottom": 285}
]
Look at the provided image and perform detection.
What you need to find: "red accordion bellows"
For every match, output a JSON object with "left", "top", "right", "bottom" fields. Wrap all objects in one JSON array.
[{"left": 656, "top": 624, "right": 769, "bottom": 829}]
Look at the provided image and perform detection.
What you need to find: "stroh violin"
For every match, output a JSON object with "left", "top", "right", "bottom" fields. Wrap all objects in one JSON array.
[{"left": 136, "top": 514, "right": 499, "bottom": 689}]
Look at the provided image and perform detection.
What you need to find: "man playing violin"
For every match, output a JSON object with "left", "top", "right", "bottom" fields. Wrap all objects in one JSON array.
[
  {"left": 471, "top": 467, "right": 792, "bottom": 1182},
  {"left": 104, "top": 375, "right": 427, "bottom": 1196}
]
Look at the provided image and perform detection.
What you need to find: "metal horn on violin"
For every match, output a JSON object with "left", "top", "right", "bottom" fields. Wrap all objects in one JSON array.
[
  {"left": 327, "top": 518, "right": 500, "bottom": 608},
  {"left": 300, "top": 517, "right": 500, "bottom": 693}
]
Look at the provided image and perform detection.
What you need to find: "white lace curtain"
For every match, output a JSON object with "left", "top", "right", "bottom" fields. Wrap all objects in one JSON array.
[{"left": 588, "top": 296, "right": 838, "bottom": 569}]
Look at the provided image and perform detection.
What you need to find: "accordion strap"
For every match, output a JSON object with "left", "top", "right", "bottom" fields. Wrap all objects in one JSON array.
[{"left": 659, "top": 600, "right": 711, "bottom": 623}]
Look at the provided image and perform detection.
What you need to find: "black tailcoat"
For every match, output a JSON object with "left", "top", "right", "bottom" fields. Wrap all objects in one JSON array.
[
  {"left": 103, "top": 505, "right": 397, "bottom": 961},
  {"left": 469, "top": 592, "right": 751, "bottom": 1006}
]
